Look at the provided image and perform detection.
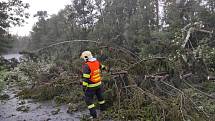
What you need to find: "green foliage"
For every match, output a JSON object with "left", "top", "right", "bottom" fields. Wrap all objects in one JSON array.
[
  {"left": 0, "top": 0, "right": 29, "bottom": 53},
  {"left": 202, "top": 81, "right": 215, "bottom": 93},
  {"left": 18, "top": 84, "right": 70, "bottom": 101},
  {"left": 11, "top": 0, "right": 215, "bottom": 120},
  {"left": 0, "top": 80, "right": 5, "bottom": 93},
  {"left": 0, "top": 34, "right": 13, "bottom": 53},
  {"left": 0, "top": 69, "right": 7, "bottom": 93}
]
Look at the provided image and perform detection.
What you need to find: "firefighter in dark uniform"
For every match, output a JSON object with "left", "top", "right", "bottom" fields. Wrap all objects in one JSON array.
[{"left": 80, "top": 51, "right": 106, "bottom": 119}]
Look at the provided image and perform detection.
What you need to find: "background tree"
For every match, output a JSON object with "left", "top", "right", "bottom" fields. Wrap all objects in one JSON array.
[
  {"left": 13, "top": 0, "right": 215, "bottom": 120},
  {"left": 28, "top": 0, "right": 215, "bottom": 59},
  {"left": 0, "top": 0, "right": 29, "bottom": 54}
]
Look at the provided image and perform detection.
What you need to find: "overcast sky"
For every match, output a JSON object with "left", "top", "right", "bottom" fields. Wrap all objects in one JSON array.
[{"left": 9, "top": 0, "right": 71, "bottom": 36}]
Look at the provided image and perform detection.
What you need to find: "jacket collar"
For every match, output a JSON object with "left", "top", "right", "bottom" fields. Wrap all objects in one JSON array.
[{"left": 88, "top": 58, "right": 97, "bottom": 62}]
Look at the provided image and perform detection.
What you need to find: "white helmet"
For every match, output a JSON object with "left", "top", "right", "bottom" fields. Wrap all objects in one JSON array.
[{"left": 80, "top": 51, "right": 93, "bottom": 61}]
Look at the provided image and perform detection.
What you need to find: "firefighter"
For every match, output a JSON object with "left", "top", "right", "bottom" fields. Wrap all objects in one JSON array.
[{"left": 80, "top": 51, "right": 106, "bottom": 119}]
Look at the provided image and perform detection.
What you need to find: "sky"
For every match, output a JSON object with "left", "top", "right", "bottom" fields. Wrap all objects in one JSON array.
[{"left": 9, "top": 0, "right": 71, "bottom": 36}]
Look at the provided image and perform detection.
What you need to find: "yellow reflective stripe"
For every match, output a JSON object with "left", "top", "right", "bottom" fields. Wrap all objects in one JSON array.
[
  {"left": 88, "top": 104, "right": 95, "bottom": 109},
  {"left": 83, "top": 74, "right": 90, "bottom": 78},
  {"left": 82, "top": 81, "right": 88, "bottom": 86},
  {"left": 94, "top": 77, "right": 101, "bottom": 81},
  {"left": 92, "top": 74, "right": 100, "bottom": 78},
  {"left": 99, "top": 100, "right": 105, "bottom": 104},
  {"left": 87, "top": 81, "right": 101, "bottom": 87}
]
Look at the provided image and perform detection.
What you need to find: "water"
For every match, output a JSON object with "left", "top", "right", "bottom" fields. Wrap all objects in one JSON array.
[
  {"left": 2, "top": 54, "right": 22, "bottom": 61},
  {"left": 0, "top": 54, "right": 89, "bottom": 121},
  {"left": 0, "top": 86, "right": 86, "bottom": 121}
]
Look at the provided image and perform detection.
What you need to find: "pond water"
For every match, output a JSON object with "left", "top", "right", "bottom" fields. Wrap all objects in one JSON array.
[
  {"left": 0, "top": 86, "right": 86, "bottom": 121},
  {"left": 2, "top": 54, "right": 22, "bottom": 61}
]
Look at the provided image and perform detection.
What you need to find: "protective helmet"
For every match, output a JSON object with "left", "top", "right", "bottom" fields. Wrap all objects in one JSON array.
[{"left": 80, "top": 51, "right": 93, "bottom": 61}]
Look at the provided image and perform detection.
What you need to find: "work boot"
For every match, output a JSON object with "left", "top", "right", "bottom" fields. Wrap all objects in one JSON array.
[{"left": 89, "top": 108, "right": 97, "bottom": 118}]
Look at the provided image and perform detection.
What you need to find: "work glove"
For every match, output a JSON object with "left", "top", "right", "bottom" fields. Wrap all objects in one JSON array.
[{"left": 101, "top": 65, "right": 110, "bottom": 72}]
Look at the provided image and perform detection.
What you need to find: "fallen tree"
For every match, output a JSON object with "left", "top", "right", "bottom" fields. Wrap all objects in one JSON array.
[{"left": 9, "top": 22, "right": 215, "bottom": 120}]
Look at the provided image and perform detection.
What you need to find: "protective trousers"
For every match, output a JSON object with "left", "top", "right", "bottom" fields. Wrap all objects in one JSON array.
[{"left": 84, "top": 86, "right": 106, "bottom": 118}]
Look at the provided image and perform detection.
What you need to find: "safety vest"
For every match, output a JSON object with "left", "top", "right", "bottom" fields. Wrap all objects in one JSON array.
[{"left": 86, "top": 60, "right": 102, "bottom": 83}]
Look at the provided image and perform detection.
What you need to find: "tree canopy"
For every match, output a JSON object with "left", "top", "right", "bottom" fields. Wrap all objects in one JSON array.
[
  {"left": 29, "top": 0, "right": 215, "bottom": 55},
  {"left": 0, "top": 0, "right": 29, "bottom": 53}
]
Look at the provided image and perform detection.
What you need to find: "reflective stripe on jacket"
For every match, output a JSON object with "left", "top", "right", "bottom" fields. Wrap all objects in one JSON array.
[
  {"left": 86, "top": 60, "right": 102, "bottom": 83},
  {"left": 82, "top": 59, "right": 102, "bottom": 87}
]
